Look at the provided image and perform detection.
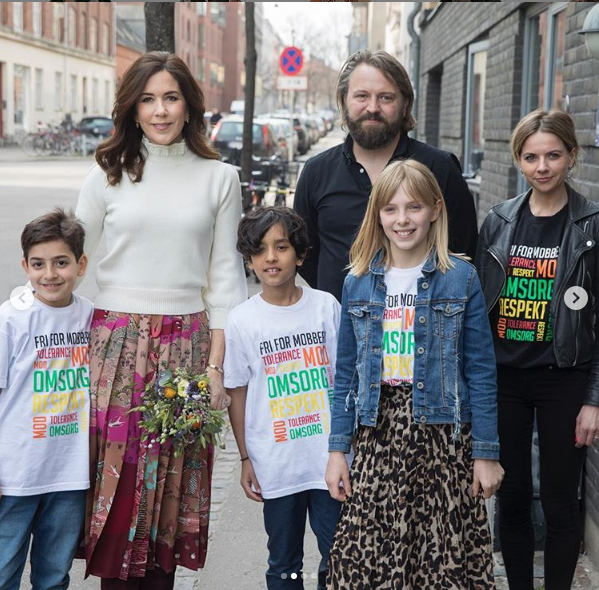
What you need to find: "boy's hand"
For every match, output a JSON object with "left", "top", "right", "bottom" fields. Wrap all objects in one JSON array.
[
  {"left": 325, "top": 451, "right": 351, "bottom": 501},
  {"left": 240, "top": 459, "right": 262, "bottom": 502},
  {"left": 472, "top": 459, "right": 504, "bottom": 499}
]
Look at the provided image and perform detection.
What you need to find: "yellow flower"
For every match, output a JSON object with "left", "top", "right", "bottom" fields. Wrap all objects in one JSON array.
[
  {"left": 178, "top": 379, "right": 190, "bottom": 397},
  {"left": 197, "top": 379, "right": 208, "bottom": 390},
  {"left": 164, "top": 387, "right": 177, "bottom": 399}
]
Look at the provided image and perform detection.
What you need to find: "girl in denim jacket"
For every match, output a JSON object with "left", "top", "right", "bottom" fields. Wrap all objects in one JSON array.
[{"left": 325, "top": 159, "right": 504, "bottom": 589}]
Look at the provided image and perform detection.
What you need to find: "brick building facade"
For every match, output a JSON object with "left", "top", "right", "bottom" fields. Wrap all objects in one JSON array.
[
  {"left": 0, "top": 1, "right": 115, "bottom": 143},
  {"left": 417, "top": 1, "right": 599, "bottom": 567}
]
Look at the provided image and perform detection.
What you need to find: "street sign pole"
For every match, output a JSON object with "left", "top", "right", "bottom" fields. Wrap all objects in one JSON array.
[{"left": 279, "top": 46, "right": 304, "bottom": 165}]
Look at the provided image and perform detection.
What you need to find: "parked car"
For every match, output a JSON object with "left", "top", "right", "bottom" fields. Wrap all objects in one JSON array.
[
  {"left": 260, "top": 117, "right": 299, "bottom": 160},
  {"left": 78, "top": 116, "right": 114, "bottom": 138},
  {"left": 301, "top": 116, "right": 320, "bottom": 147},
  {"left": 211, "top": 116, "right": 279, "bottom": 162},
  {"left": 77, "top": 116, "right": 114, "bottom": 154},
  {"left": 211, "top": 116, "right": 282, "bottom": 183},
  {"left": 269, "top": 114, "right": 310, "bottom": 155}
]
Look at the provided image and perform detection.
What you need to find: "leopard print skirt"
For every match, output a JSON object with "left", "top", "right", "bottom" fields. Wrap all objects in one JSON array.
[{"left": 327, "top": 383, "right": 495, "bottom": 590}]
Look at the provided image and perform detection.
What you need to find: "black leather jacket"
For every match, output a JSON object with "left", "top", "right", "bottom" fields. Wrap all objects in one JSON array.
[{"left": 475, "top": 185, "right": 599, "bottom": 406}]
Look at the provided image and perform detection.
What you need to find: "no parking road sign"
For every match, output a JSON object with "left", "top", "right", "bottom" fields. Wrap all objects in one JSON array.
[{"left": 279, "top": 46, "right": 304, "bottom": 76}]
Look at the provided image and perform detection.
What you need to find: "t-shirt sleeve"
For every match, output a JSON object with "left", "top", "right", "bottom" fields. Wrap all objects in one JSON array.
[{"left": 223, "top": 317, "right": 251, "bottom": 388}]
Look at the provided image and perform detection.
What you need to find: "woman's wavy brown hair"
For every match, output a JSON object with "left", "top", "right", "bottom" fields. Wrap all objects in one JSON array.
[{"left": 97, "top": 51, "right": 219, "bottom": 186}]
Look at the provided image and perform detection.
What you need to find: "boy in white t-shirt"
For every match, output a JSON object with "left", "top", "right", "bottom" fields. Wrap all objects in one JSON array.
[
  {"left": 0, "top": 208, "right": 93, "bottom": 589},
  {"left": 224, "top": 207, "right": 342, "bottom": 589}
]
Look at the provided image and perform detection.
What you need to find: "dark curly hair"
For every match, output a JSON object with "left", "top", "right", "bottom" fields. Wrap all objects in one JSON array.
[
  {"left": 237, "top": 207, "right": 309, "bottom": 262},
  {"left": 96, "top": 51, "right": 219, "bottom": 186}
]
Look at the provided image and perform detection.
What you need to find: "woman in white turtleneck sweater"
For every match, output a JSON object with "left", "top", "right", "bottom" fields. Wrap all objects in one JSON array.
[{"left": 75, "top": 52, "right": 246, "bottom": 589}]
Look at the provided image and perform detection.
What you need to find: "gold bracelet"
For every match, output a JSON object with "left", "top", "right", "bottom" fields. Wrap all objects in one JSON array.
[{"left": 206, "top": 362, "right": 224, "bottom": 374}]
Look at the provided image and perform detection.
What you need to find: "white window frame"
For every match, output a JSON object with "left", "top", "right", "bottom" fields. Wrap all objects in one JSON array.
[
  {"left": 35, "top": 69, "right": 43, "bottom": 110},
  {"left": 92, "top": 78, "right": 99, "bottom": 113},
  {"left": 55, "top": 72, "right": 62, "bottom": 111},
  {"left": 90, "top": 17, "right": 98, "bottom": 54},
  {"left": 519, "top": 1, "right": 568, "bottom": 193},
  {"left": 13, "top": 3, "right": 23, "bottom": 33},
  {"left": 70, "top": 74, "right": 77, "bottom": 113},
  {"left": 463, "top": 40, "right": 489, "bottom": 179},
  {"left": 33, "top": 2, "right": 42, "bottom": 38},
  {"left": 104, "top": 80, "right": 111, "bottom": 115}
]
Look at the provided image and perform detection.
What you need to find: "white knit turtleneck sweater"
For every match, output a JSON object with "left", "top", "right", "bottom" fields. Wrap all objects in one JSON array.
[{"left": 75, "top": 138, "right": 247, "bottom": 328}]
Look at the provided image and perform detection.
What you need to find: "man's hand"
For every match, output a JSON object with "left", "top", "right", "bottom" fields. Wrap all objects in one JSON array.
[
  {"left": 472, "top": 459, "right": 504, "bottom": 499},
  {"left": 240, "top": 459, "right": 262, "bottom": 502},
  {"left": 325, "top": 451, "right": 351, "bottom": 501}
]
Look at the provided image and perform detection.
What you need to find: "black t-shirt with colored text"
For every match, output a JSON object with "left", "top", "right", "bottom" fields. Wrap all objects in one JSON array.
[{"left": 492, "top": 202, "right": 568, "bottom": 368}]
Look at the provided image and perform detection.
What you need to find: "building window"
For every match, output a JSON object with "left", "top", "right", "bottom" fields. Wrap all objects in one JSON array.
[
  {"left": 53, "top": 4, "right": 63, "bottom": 42},
  {"left": 519, "top": 2, "right": 567, "bottom": 193},
  {"left": 80, "top": 12, "right": 87, "bottom": 49},
  {"left": 35, "top": 69, "right": 43, "bottom": 110},
  {"left": 102, "top": 22, "right": 109, "bottom": 55},
  {"left": 187, "top": 20, "right": 191, "bottom": 42},
  {"left": 198, "top": 23, "right": 205, "bottom": 49},
  {"left": 13, "top": 65, "right": 29, "bottom": 129},
  {"left": 196, "top": 3, "right": 207, "bottom": 17},
  {"left": 92, "top": 79, "right": 99, "bottom": 113},
  {"left": 90, "top": 18, "right": 97, "bottom": 54},
  {"left": 68, "top": 8, "right": 76, "bottom": 47},
  {"left": 13, "top": 3, "right": 23, "bottom": 33},
  {"left": 70, "top": 74, "right": 77, "bottom": 112},
  {"left": 105, "top": 80, "right": 111, "bottom": 115},
  {"left": 523, "top": 3, "right": 567, "bottom": 113},
  {"left": 197, "top": 58, "right": 205, "bottom": 83},
  {"left": 464, "top": 41, "right": 488, "bottom": 179},
  {"left": 55, "top": 72, "right": 62, "bottom": 111},
  {"left": 33, "top": 2, "right": 41, "bottom": 38}
]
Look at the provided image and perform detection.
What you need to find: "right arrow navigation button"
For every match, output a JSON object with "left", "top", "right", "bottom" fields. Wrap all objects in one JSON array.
[{"left": 564, "top": 286, "right": 588, "bottom": 311}]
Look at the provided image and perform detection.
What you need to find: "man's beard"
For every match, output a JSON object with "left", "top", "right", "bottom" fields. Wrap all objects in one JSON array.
[{"left": 345, "top": 108, "right": 403, "bottom": 150}]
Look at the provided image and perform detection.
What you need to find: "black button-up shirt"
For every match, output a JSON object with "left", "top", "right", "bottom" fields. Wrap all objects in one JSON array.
[{"left": 294, "top": 133, "right": 479, "bottom": 301}]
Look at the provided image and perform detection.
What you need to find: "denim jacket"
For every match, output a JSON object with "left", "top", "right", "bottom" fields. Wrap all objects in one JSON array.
[{"left": 329, "top": 249, "right": 500, "bottom": 460}]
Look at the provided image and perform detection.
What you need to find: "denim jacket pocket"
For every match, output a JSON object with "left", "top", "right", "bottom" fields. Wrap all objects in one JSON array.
[
  {"left": 348, "top": 304, "right": 371, "bottom": 341},
  {"left": 432, "top": 301, "right": 465, "bottom": 339}
]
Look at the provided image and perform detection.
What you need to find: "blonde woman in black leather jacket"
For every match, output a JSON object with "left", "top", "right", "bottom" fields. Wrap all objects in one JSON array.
[{"left": 476, "top": 109, "right": 599, "bottom": 590}]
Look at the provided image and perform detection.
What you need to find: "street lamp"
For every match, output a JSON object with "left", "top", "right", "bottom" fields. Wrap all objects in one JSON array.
[{"left": 580, "top": 4, "right": 599, "bottom": 59}]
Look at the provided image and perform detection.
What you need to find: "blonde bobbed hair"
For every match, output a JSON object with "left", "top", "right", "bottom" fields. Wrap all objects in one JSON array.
[{"left": 349, "top": 159, "right": 454, "bottom": 276}]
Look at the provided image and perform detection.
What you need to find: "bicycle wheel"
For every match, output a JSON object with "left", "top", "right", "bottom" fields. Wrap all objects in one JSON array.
[{"left": 21, "top": 134, "right": 40, "bottom": 157}]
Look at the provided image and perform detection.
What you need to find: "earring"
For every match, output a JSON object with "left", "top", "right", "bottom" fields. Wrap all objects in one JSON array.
[
  {"left": 566, "top": 165, "right": 573, "bottom": 181},
  {"left": 135, "top": 121, "right": 140, "bottom": 129},
  {"left": 186, "top": 117, "right": 190, "bottom": 124},
  {"left": 518, "top": 168, "right": 524, "bottom": 177}
]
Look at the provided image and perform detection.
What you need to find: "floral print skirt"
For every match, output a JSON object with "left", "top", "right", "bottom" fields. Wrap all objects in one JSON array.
[
  {"left": 327, "top": 383, "right": 495, "bottom": 590},
  {"left": 84, "top": 309, "right": 213, "bottom": 580}
]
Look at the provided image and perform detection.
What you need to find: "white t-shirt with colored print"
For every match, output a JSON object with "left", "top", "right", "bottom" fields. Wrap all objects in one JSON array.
[
  {"left": 381, "top": 264, "right": 423, "bottom": 385},
  {"left": 0, "top": 295, "right": 93, "bottom": 496},
  {"left": 224, "top": 287, "right": 340, "bottom": 499}
]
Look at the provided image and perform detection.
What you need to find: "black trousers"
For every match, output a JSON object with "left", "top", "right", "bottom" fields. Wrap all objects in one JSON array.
[{"left": 496, "top": 365, "right": 588, "bottom": 590}]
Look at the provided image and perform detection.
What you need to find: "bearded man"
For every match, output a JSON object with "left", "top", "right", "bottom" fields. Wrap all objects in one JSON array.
[{"left": 294, "top": 49, "right": 478, "bottom": 301}]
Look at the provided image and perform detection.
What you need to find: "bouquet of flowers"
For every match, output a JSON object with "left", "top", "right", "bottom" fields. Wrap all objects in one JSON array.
[{"left": 130, "top": 367, "right": 226, "bottom": 457}]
